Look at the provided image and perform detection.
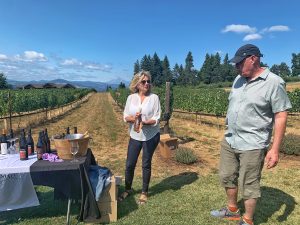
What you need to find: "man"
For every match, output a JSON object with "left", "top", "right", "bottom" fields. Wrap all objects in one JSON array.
[{"left": 211, "top": 44, "right": 292, "bottom": 225}]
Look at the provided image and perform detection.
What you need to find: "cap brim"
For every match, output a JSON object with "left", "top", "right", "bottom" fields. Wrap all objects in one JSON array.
[{"left": 229, "top": 56, "right": 245, "bottom": 64}]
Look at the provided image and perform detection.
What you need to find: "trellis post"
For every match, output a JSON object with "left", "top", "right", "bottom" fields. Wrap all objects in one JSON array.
[{"left": 163, "top": 82, "right": 170, "bottom": 134}]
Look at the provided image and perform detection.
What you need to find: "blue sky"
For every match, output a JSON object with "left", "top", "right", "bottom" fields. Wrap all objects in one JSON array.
[{"left": 0, "top": 0, "right": 299, "bottom": 82}]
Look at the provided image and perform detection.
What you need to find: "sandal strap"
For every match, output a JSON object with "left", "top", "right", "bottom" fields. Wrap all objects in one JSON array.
[
  {"left": 138, "top": 193, "right": 148, "bottom": 203},
  {"left": 118, "top": 189, "right": 133, "bottom": 201}
]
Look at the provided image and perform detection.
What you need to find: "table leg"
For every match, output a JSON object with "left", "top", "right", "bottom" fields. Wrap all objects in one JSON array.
[{"left": 66, "top": 198, "right": 71, "bottom": 225}]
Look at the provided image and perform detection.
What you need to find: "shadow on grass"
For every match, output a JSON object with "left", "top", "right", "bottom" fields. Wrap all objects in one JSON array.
[
  {"left": 117, "top": 172, "right": 198, "bottom": 220},
  {"left": 0, "top": 189, "right": 80, "bottom": 225},
  {"left": 150, "top": 172, "right": 199, "bottom": 197},
  {"left": 238, "top": 186, "right": 297, "bottom": 225},
  {"left": 117, "top": 186, "right": 139, "bottom": 220}
]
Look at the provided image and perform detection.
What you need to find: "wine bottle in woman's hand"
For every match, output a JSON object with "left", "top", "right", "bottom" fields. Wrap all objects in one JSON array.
[{"left": 134, "top": 107, "right": 142, "bottom": 133}]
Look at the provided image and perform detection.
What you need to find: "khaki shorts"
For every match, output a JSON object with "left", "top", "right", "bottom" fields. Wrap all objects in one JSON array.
[{"left": 219, "top": 139, "right": 266, "bottom": 199}]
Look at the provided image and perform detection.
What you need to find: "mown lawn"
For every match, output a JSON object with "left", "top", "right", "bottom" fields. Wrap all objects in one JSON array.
[{"left": 1, "top": 169, "right": 299, "bottom": 225}]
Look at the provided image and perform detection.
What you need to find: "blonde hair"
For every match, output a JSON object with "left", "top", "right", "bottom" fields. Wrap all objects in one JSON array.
[{"left": 129, "top": 70, "right": 152, "bottom": 93}]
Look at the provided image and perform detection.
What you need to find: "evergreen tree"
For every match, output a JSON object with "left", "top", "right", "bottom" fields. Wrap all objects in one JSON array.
[
  {"left": 172, "top": 63, "right": 180, "bottom": 84},
  {"left": 270, "top": 62, "right": 291, "bottom": 77},
  {"left": 118, "top": 82, "right": 126, "bottom": 89},
  {"left": 221, "top": 54, "right": 239, "bottom": 81},
  {"left": 161, "top": 56, "right": 172, "bottom": 83},
  {"left": 151, "top": 52, "right": 163, "bottom": 86},
  {"left": 176, "top": 64, "right": 186, "bottom": 85},
  {"left": 0, "top": 73, "right": 8, "bottom": 89},
  {"left": 199, "top": 54, "right": 211, "bottom": 83},
  {"left": 210, "top": 53, "right": 222, "bottom": 83},
  {"left": 291, "top": 53, "right": 300, "bottom": 76},
  {"left": 182, "top": 51, "right": 197, "bottom": 85},
  {"left": 185, "top": 51, "right": 194, "bottom": 72},
  {"left": 140, "top": 55, "right": 152, "bottom": 72},
  {"left": 134, "top": 60, "right": 140, "bottom": 74}
]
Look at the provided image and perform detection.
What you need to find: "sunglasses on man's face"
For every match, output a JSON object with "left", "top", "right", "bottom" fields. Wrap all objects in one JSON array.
[{"left": 141, "top": 80, "right": 151, "bottom": 84}]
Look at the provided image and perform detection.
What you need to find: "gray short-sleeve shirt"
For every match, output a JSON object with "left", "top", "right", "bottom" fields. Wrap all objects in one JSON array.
[{"left": 225, "top": 68, "right": 292, "bottom": 150}]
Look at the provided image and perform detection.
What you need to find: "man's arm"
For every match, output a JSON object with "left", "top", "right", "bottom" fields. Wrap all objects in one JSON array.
[{"left": 265, "top": 111, "right": 288, "bottom": 169}]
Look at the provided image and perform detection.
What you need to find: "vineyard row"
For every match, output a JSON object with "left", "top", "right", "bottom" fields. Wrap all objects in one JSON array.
[
  {"left": 0, "top": 88, "right": 94, "bottom": 117},
  {"left": 111, "top": 87, "right": 300, "bottom": 116}
]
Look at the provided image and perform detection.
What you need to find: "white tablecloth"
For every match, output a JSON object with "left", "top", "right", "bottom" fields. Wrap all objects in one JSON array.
[{"left": 0, "top": 154, "right": 40, "bottom": 211}]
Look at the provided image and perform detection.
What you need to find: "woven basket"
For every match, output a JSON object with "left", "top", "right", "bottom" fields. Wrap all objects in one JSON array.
[{"left": 53, "top": 136, "right": 90, "bottom": 160}]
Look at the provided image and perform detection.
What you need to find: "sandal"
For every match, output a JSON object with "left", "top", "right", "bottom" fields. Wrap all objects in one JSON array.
[
  {"left": 138, "top": 192, "right": 148, "bottom": 205},
  {"left": 118, "top": 189, "right": 133, "bottom": 202}
]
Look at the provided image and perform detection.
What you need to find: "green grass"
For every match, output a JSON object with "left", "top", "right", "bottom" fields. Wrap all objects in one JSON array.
[{"left": 1, "top": 170, "right": 299, "bottom": 225}]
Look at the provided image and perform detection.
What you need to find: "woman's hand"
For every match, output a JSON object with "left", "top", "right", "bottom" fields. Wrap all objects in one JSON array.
[
  {"left": 125, "top": 115, "right": 135, "bottom": 123},
  {"left": 142, "top": 119, "right": 156, "bottom": 125}
]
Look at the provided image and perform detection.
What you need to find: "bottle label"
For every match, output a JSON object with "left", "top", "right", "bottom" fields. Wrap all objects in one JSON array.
[
  {"left": 134, "top": 115, "right": 142, "bottom": 133},
  {"left": 1, "top": 143, "right": 8, "bottom": 155},
  {"left": 36, "top": 147, "right": 43, "bottom": 160},
  {"left": 20, "top": 149, "right": 27, "bottom": 160},
  {"left": 28, "top": 145, "right": 33, "bottom": 155}
]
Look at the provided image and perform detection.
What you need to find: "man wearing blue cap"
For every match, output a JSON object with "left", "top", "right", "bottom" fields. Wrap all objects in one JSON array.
[{"left": 210, "top": 44, "right": 292, "bottom": 225}]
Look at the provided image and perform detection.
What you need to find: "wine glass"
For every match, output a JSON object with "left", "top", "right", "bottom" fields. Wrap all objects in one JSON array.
[{"left": 70, "top": 141, "right": 79, "bottom": 162}]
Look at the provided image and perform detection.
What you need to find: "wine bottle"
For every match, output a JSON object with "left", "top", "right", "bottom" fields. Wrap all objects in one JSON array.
[
  {"left": 36, "top": 131, "right": 43, "bottom": 160},
  {"left": 134, "top": 107, "right": 142, "bottom": 133},
  {"left": 0, "top": 129, "right": 8, "bottom": 155},
  {"left": 41, "top": 131, "right": 47, "bottom": 153},
  {"left": 19, "top": 130, "right": 28, "bottom": 160},
  {"left": 9, "top": 129, "right": 14, "bottom": 139},
  {"left": 44, "top": 128, "right": 51, "bottom": 153},
  {"left": 26, "top": 129, "right": 34, "bottom": 155}
]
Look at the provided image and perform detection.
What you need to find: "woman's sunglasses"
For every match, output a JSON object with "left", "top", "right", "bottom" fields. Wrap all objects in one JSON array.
[{"left": 141, "top": 80, "right": 151, "bottom": 85}]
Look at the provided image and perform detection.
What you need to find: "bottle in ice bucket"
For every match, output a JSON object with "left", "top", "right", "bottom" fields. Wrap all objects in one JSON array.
[
  {"left": 19, "top": 129, "right": 28, "bottom": 160},
  {"left": 26, "top": 129, "right": 34, "bottom": 155},
  {"left": 41, "top": 131, "right": 46, "bottom": 153},
  {"left": 8, "top": 129, "right": 17, "bottom": 154},
  {"left": 9, "top": 129, "right": 14, "bottom": 139},
  {"left": 0, "top": 129, "right": 8, "bottom": 155},
  {"left": 36, "top": 131, "right": 44, "bottom": 160},
  {"left": 8, "top": 129, "right": 13, "bottom": 149},
  {"left": 44, "top": 128, "right": 51, "bottom": 153},
  {"left": 134, "top": 107, "right": 142, "bottom": 133}
]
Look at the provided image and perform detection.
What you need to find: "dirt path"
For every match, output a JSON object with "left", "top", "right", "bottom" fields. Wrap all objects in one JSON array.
[
  {"left": 31, "top": 93, "right": 128, "bottom": 175},
  {"left": 31, "top": 92, "right": 299, "bottom": 179}
]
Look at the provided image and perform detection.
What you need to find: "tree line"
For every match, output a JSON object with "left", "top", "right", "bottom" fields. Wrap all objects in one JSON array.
[
  {"left": 132, "top": 52, "right": 300, "bottom": 86},
  {"left": 0, "top": 73, "right": 10, "bottom": 89}
]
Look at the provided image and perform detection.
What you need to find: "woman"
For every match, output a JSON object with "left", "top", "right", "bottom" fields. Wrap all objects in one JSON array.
[{"left": 119, "top": 70, "right": 161, "bottom": 204}]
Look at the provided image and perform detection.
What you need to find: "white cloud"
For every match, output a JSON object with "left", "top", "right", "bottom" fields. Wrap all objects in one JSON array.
[
  {"left": 61, "top": 58, "right": 82, "bottom": 66},
  {"left": 0, "top": 54, "right": 8, "bottom": 60},
  {"left": 13, "top": 51, "right": 47, "bottom": 62},
  {"left": 268, "top": 25, "right": 290, "bottom": 32},
  {"left": 85, "top": 64, "right": 100, "bottom": 70},
  {"left": 260, "top": 25, "right": 290, "bottom": 34},
  {"left": 243, "top": 33, "right": 262, "bottom": 41},
  {"left": 1, "top": 51, "right": 115, "bottom": 81},
  {"left": 24, "top": 51, "right": 47, "bottom": 61},
  {"left": 222, "top": 24, "right": 256, "bottom": 33},
  {"left": 61, "top": 58, "right": 112, "bottom": 72}
]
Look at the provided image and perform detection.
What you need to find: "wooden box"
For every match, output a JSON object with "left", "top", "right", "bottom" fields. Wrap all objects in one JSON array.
[
  {"left": 96, "top": 175, "right": 122, "bottom": 223},
  {"left": 158, "top": 134, "right": 178, "bottom": 158}
]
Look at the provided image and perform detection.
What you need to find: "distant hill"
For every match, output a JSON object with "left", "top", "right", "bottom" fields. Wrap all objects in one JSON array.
[{"left": 7, "top": 78, "right": 130, "bottom": 92}]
